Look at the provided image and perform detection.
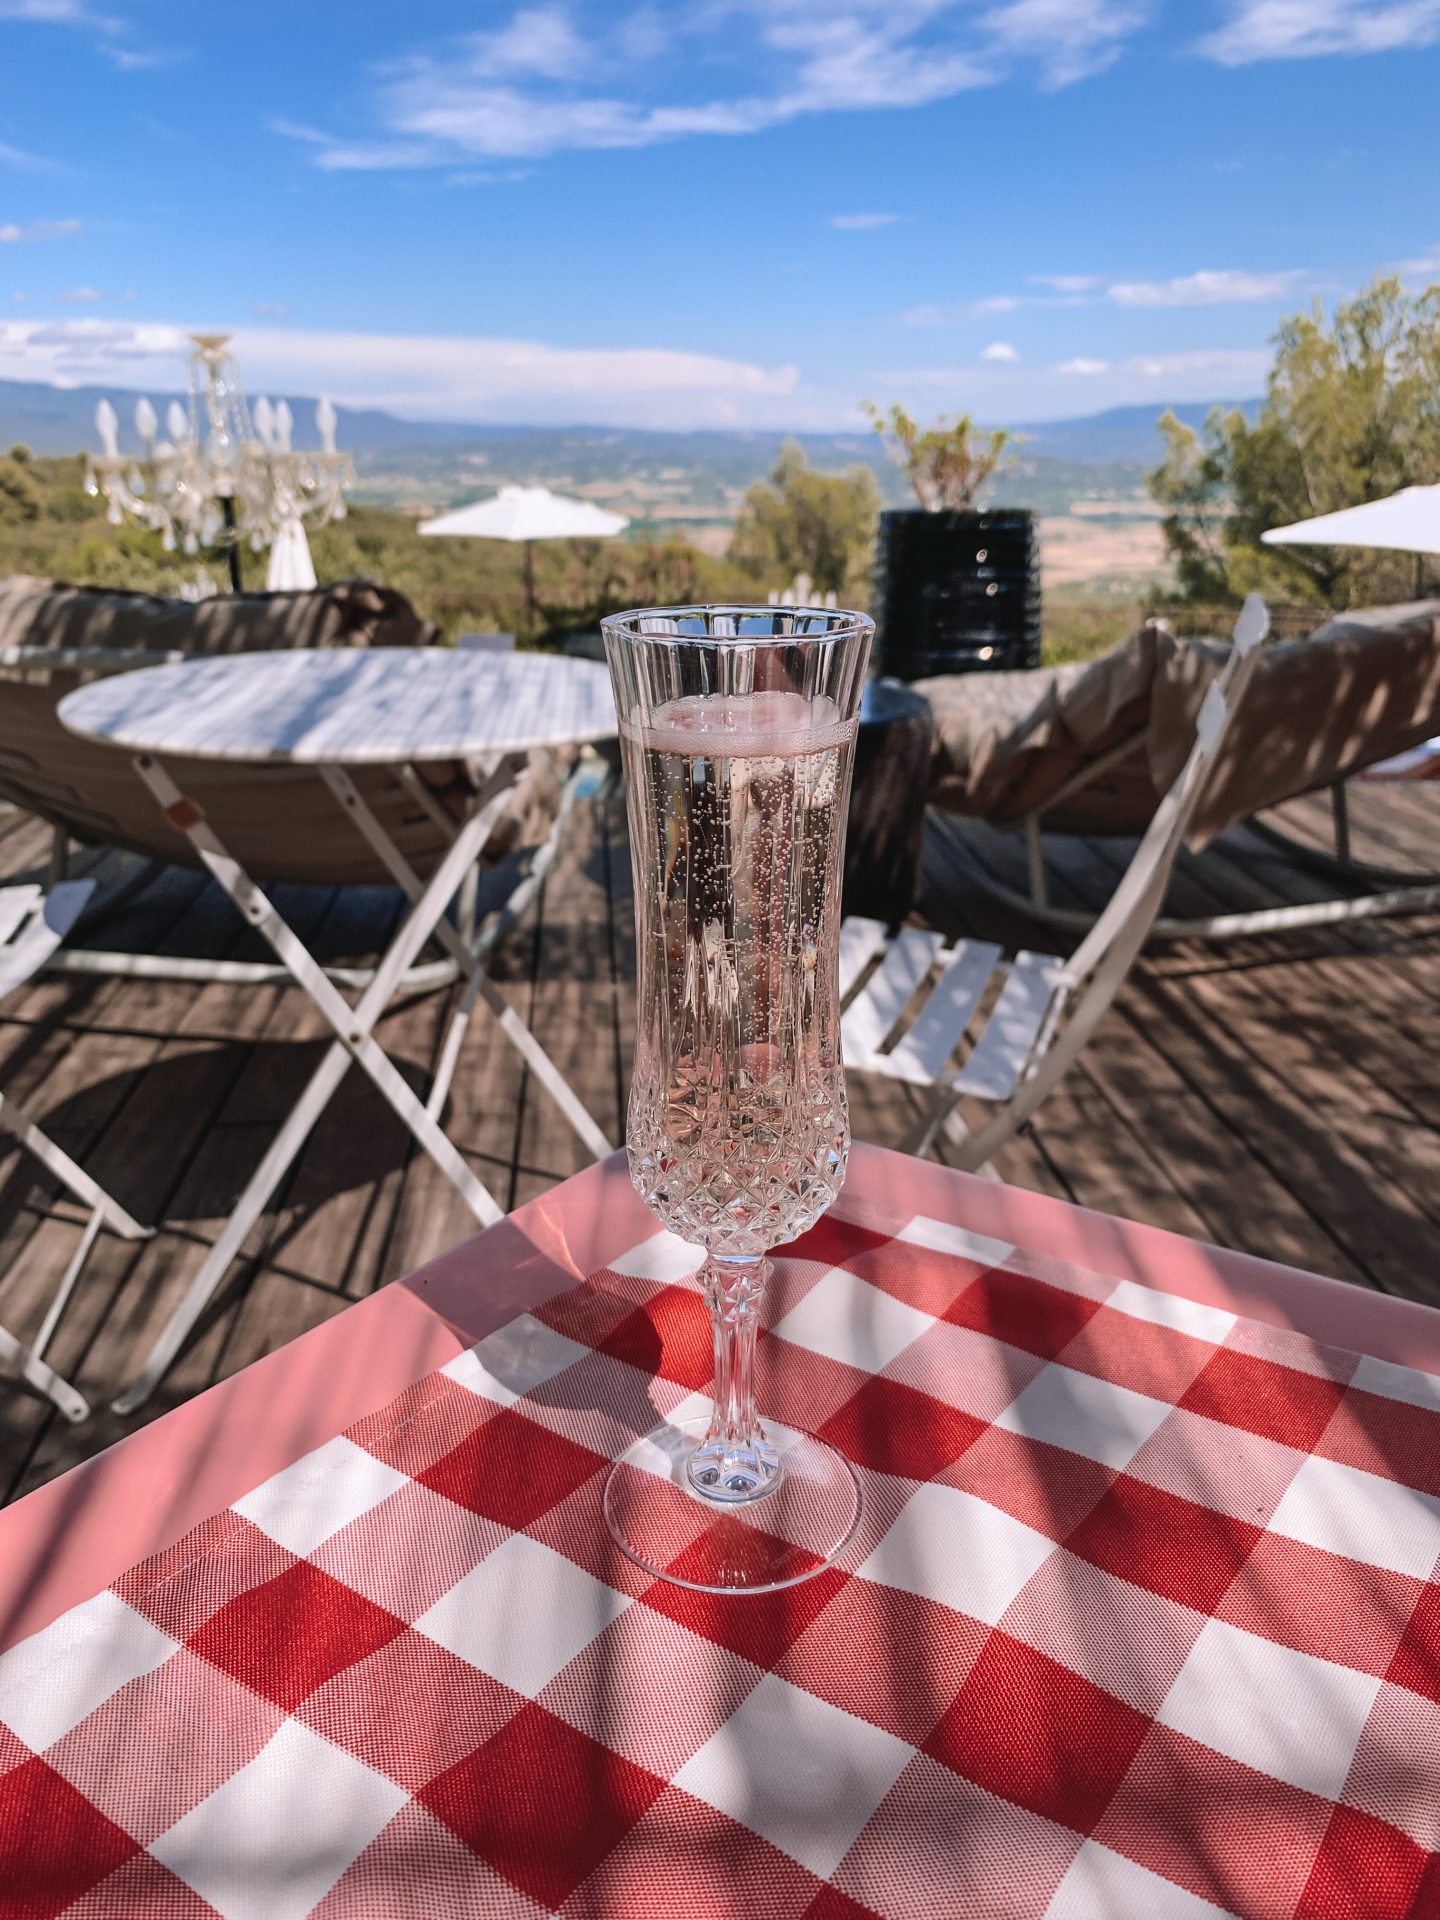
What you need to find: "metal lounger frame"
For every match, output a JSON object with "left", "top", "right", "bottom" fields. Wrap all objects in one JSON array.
[{"left": 841, "top": 597, "right": 1273, "bottom": 1172}]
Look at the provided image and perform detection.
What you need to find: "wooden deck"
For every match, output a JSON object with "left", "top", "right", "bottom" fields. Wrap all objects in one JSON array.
[{"left": 1, "top": 776, "right": 1437, "bottom": 1504}]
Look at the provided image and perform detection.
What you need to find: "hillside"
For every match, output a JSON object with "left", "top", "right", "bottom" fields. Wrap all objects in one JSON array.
[
  {"left": 0, "top": 379, "right": 1254, "bottom": 469},
  {"left": 0, "top": 380, "right": 1249, "bottom": 535}
]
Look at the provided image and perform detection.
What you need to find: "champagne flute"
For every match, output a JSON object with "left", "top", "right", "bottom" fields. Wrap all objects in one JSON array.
[{"left": 600, "top": 606, "right": 873, "bottom": 1594}]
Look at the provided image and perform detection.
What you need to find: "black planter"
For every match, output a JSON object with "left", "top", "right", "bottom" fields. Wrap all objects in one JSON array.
[{"left": 874, "top": 507, "right": 1041, "bottom": 680}]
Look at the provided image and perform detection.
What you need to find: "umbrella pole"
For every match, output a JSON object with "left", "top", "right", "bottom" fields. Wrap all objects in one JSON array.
[
  {"left": 221, "top": 494, "right": 243, "bottom": 593},
  {"left": 524, "top": 539, "right": 536, "bottom": 642}
]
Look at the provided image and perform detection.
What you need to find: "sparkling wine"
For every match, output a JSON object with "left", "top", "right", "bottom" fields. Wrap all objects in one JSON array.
[{"left": 622, "top": 689, "right": 857, "bottom": 1258}]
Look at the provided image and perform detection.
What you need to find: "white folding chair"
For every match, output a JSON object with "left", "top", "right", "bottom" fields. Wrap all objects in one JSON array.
[
  {"left": 0, "top": 880, "right": 152, "bottom": 1421},
  {"left": 842, "top": 596, "right": 1270, "bottom": 1171}
]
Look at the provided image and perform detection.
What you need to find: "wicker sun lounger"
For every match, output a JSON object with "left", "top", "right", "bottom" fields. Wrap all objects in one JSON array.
[
  {"left": 0, "top": 577, "right": 566, "bottom": 983},
  {"left": 917, "top": 599, "right": 1440, "bottom": 938}
]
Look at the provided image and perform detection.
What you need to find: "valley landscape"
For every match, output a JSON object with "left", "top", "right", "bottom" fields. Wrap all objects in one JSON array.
[{"left": 0, "top": 382, "right": 1245, "bottom": 639}]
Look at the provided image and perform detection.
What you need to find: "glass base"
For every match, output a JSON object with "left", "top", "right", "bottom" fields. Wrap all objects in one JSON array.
[{"left": 604, "top": 1416, "right": 861, "bottom": 1594}]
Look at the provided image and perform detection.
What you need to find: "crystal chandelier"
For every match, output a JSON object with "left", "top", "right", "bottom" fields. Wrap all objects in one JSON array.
[{"left": 85, "top": 331, "right": 353, "bottom": 586}]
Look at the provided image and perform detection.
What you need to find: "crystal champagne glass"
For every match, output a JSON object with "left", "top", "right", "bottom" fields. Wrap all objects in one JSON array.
[{"left": 600, "top": 606, "right": 873, "bottom": 1593}]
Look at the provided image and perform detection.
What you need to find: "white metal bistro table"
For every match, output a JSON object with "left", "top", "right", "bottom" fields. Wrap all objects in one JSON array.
[{"left": 59, "top": 646, "right": 617, "bottom": 1412}]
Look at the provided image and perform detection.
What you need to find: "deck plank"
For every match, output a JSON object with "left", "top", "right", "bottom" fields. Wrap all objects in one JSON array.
[{"left": 1, "top": 772, "right": 1438, "bottom": 1503}]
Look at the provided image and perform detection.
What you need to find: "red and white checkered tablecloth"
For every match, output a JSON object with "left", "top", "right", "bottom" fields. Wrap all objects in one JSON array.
[{"left": 3, "top": 1198, "right": 1439, "bottom": 1918}]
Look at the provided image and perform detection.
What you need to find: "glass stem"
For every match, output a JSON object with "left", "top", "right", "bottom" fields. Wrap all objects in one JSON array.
[{"left": 687, "top": 1255, "right": 780, "bottom": 1503}]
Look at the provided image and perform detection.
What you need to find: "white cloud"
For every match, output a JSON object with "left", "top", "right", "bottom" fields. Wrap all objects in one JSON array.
[
  {"left": 278, "top": 1, "right": 1150, "bottom": 171},
  {"left": 979, "top": 0, "right": 1149, "bottom": 86},
  {"left": 867, "top": 344, "right": 1270, "bottom": 417},
  {"left": 982, "top": 340, "right": 1019, "bottom": 361},
  {"left": 105, "top": 42, "right": 183, "bottom": 69},
  {"left": 1122, "top": 347, "right": 1272, "bottom": 383},
  {"left": 903, "top": 265, "right": 1303, "bottom": 331},
  {"left": 444, "top": 168, "right": 529, "bottom": 187},
  {"left": 0, "top": 217, "right": 81, "bottom": 242},
  {"left": 0, "top": 0, "right": 116, "bottom": 21},
  {"left": 1107, "top": 266, "right": 1306, "bottom": 306},
  {"left": 312, "top": 142, "right": 438, "bottom": 172},
  {"left": 902, "top": 285, "right": 1100, "bottom": 324},
  {"left": 0, "top": 139, "right": 65, "bottom": 175},
  {"left": 0, "top": 317, "right": 803, "bottom": 429},
  {"left": 459, "top": 6, "right": 590, "bottom": 80},
  {"left": 268, "top": 118, "right": 329, "bottom": 146},
  {"left": 269, "top": 115, "right": 438, "bottom": 172},
  {"left": 252, "top": 301, "right": 290, "bottom": 318},
  {"left": 1198, "top": 0, "right": 1440, "bottom": 64},
  {"left": 909, "top": 293, "right": 1021, "bottom": 323},
  {"left": 56, "top": 285, "right": 100, "bottom": 301},
  {"left": 0, "top": 0, "right": 178, "bottom": 67},
  {"left": 829, "top": 212, "right": 899, "bottom": 230},
  {"left": 5, "top": 318, "right": 1272, "bottom": 429}
]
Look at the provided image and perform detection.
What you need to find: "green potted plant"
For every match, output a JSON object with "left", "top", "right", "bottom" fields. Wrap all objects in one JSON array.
[{"left": 863, "top": 403, "right": 1040, "bottom": 678}]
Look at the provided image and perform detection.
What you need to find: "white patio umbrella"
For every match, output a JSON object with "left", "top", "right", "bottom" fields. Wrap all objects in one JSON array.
[
  {"left": 418, "top": 485, "right": 629, "bottom": 637},
  {"left": 1262, "top": 485, "right": 1440, "bottom": 559},
  {"left": 1264, "top": 484, "right": 1440, "bottom": 771}
]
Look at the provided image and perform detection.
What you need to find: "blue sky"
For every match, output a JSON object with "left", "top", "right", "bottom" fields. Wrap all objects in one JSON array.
[{"left": 2, "top": 0, "right": 1439, "bottom": 428}]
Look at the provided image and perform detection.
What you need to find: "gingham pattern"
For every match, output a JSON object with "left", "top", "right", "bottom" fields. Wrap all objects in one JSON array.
[{"left": 3, "top": 1205, "right": 1439, "bottom": 1918}]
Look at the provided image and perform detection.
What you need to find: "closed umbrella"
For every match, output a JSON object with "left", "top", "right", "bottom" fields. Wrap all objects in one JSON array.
[
  {"left": 266, "top": 516, "right": 317, "bottom": 592},
  {"left": 418, "top": 485, "right": 629, "bottom": 638}
]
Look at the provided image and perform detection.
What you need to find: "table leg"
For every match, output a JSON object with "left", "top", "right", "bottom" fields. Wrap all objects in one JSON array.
[
  {"left": 110, "top": 756, "right": 514, "bottom": 1411},
  {"left": 321, "top": 761, "right": 613, "bottom": 1160}
]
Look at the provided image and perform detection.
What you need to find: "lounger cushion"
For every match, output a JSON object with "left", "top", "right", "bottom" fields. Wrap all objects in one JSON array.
[
  {"left": 1154, "top": 605, "right": 1440, "bottom": 844},
  {"left": 919, "top": 626, "right": 1168, "bottom": 835},
  {"left": 0, "top": 576, "right": 437, "bottom": 655},
  {"left": 921, "top": 603, "right": 1440, "bottom": 847}
]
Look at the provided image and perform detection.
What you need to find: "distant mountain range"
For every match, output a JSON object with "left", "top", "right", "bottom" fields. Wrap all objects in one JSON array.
[
  {"left": 0, "top": 376, "right": 1259, "bottom": 470},
  {"left": 1018, "top": 401, "right": 1259, "bottom": 464}
]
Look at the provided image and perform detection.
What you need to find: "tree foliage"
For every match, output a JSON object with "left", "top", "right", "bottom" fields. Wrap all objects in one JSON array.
[
  {"left": 1149, "top": 277, "right": 1440, "bottom": 608},
  {"left": 863, "top": 402, "right": 1015, "bottom": 512},
  {"left": 0, "top": 452, "right": 41, "bottom": 524},
  {"left": 729, "top": 440, "right": 879, "bottom": 596}
]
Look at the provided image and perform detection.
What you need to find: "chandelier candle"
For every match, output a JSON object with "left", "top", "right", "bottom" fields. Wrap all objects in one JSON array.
[{"left": 602, "top": 607, "right": 872, "bottom": 1593}]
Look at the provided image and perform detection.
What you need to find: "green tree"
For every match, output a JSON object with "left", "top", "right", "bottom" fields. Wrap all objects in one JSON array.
[
  {"left": 1149, "top": 409, "right": 1237, "bottom": 603},
  {"left": 862, "top": 402, "right": 1015, "bottom": 511},
  {"left": 1150, "top": 276, "right": 1440, "bottom": 609},
  {"left": 730, "top": 441, "right": 879, "bottom": 598},
  {"left": 0, "top": 453, "right": 41, "bottom": 524}
]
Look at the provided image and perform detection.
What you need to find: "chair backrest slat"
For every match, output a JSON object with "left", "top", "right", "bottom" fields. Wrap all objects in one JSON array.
[
  {"left": 0, "top": 885, "right": 41, "bottom": 950},
  {"left": 841, "top": 928, "right": 943, "bottom": 1062},
  {"left": 0, "top": 880, "right": 94, "bottom": 1001},
  {"left": 954, "top": 951, "right": 1064, "bottom": 1101},
  {"left": 838, "top": 917, "right": 890, "bottom": 1000},
  {"left": 0, "top": 915, "right": 63, "bottom": 1001},
  {"left": 883, "top": 939, "right": 1002, "bottom": 1083}
]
